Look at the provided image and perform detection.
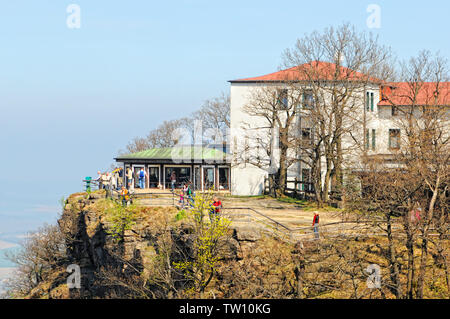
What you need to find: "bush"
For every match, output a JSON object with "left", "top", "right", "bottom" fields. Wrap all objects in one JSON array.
[
  {"left": 175, "top": 209, "right": 187, "bottom": 221},
  {"left": 104, "top": 201, "right": 137, "bottom": 242},
  {"left": 3, "top": 224, "right": 67, "bottom": 298}
]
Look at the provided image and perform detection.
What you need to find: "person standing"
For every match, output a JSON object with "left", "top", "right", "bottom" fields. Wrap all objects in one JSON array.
[
  {"left": 118, "top": 167, "right": 123, "bottom": 188},
  {"left": 119, "top": 186, "right": 129, "bottom": 207},
  {"left": 209, "top": 196, "right": 222, "bottom": 222},
  {"left": 111, "top": 171, "right": 117, "bottom": 191},
  {"left": 138, "top": 168, "right": 147, "bottom": 189},
  {"left": 312, "top": 213, "right": 320, "bottom": 240},
  {"left": 126, "top": 167, "right": 133, "bottom": 189},
  {"left": 170, "top": 171, "right": 177, "bottom": 192},
  {"left": 95, "top": 171, "right": 103, "bottom": 189},
  {"left": 104, "top": 173, "right": 111, "bottom": 191},
  {"left": 186, "top": 181, "right": 194, "bottom": 206},
  {"left": 179, "top": 187, "right": 185, "bottom": 208},
  {"left": 128, "top": 175, "right": 135, "bottom": 193}
]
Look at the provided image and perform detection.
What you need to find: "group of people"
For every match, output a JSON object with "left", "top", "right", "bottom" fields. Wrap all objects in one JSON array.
[
  {"left": 95, "top": 167, "right": 124, "bottom": 191},
  {"left": 95, "top": 167, "right": 150, "bottom": 192},
  {"left": 177, "top": 182, "right": 222, "bottom": 222},
  {"left": 124, "top": 167, "right": 148, "bottom": 190},
  {"left": 178, "top": 181, "right": 194, "bottom": 208}
]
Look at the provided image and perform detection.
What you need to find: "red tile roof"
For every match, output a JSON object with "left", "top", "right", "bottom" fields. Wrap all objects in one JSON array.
[
  {"left": 230, "top": 61, "right": 450, "bottom": 106},
  {"left": 379, "top": 82, "right": 450, "bottom": 106},
  {"left": 230, "top": 61, "right": 381, "bottom": 83}
]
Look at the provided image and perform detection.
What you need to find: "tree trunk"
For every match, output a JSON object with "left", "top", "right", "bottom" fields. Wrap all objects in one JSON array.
[
  {"left": 436, "top": 232, "right": 450, "bottom": 295},
  {"left": 416, "top": 184, "right": 439, "bottom": 298},
  {"left": 335, "top": 136, "right": 344, "bottom": 199},
  {"left": 278, "top": 131, "right": 289, "bottom": 195},
  {"left": 323, "top": 160, "right": 332, "bottom": 203},
  {"left": 312, "top": 154, "right": 323, "bottom": 207},
  {"left": 416, "top": 231, "right": 428, "bottom": 299},
  {"left": 405, "top": 225, "right": 415, "bottom": 299},
  {"left": 386, "top": 213, "right": 402, "bottom": 298}
]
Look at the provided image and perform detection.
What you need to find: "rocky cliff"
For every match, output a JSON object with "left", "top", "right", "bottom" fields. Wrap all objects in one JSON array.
[{"left": 37, "top": 191, "right": 266, "bottom": 299}]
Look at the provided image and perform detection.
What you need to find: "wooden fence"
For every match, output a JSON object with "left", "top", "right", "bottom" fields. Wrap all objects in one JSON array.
[{"left": 263, "top": 176, "right": 315, "bottom": 198}]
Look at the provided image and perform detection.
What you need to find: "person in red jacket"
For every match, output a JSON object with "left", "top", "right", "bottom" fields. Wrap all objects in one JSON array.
[
  {"left": 312, "top": 213, "right": 320, "bottom": 239},
  {"left": 209, "top": 196, "right": 222, "bottom": 222}
]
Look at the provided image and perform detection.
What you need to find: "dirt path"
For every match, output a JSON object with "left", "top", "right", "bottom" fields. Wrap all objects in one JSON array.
[
  {"left": 136, "top": 193, "right": 345, "bottom": 236},
  {"left": 221, "top": 197, "right": 342, "bottom": 229}
]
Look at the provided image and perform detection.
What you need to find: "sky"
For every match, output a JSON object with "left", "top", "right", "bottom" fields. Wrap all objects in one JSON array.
[{"left": 0, "top": 0, "right": 449, "bottom": 242}]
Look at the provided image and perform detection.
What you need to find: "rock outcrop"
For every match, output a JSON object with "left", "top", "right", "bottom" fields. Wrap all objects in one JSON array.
[{"left": 53, "top": 191, "right": 265, "bottom": 298}]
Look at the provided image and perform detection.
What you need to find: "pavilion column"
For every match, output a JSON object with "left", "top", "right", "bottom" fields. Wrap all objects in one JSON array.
[
  {"left": 159, "top": 165, "right": 162, "bottom": 188},
  {"left": 164, "top": 165, "right": 167, "bottom": 190},
  {"left": 215, "top": 166, "right": 219, "bottom": 191},
  {"left": 201, "top": 165, "right": 204, "bottom": 192},
  {"left": 123, "top": 163, "right": 126, "bottom": 187}
]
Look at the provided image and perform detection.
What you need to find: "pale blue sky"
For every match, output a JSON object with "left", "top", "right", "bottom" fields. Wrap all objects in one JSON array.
[{"left": 0, "top": 0, "right": 449, "bottom": 238}]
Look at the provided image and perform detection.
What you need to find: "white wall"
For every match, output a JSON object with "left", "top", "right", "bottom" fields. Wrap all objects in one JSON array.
[
  {"left": 229, "top": 80, "right": 449, "bottom": 196},
  {"left": 230, "top": 83, "right": 271, "bottom": 195}
]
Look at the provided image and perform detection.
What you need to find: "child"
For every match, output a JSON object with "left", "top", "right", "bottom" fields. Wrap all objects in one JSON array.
[
  {"left": 209, "top": 196, "right": 222, "bottom": 222},
  {"left": 312, "top": 213, "right": 320, "bottom": 240},
  {"left": 120, "top": 186, "right": 130, "bottom": 207},
  {"left": 179, "top": 190, "right": 185, "bottom": 208},
  {"left": 185, "top": 181, "right": 194, "bottom": 207}
]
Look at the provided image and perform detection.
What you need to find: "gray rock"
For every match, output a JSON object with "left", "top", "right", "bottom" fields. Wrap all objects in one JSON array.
[{"left": 233, "top": 226, "right": 262, "bottom": 242}]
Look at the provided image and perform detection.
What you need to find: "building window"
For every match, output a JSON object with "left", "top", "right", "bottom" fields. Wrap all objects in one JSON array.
[
  {"left": 371, "top": 129, "right": 376, "bottom": 151},
  {"left": 371, "top": 92, "right": 374, "bottom": 112},
  {"left": 301, "top": 168, "right": 313, "bottom": 192},
  {"left": 165, "top": 167, "right": 191, "bottom": 189},
  {"left": 278, "top": 89, "right": 288, "bottom": 108},
  {"left": 218, "top": 167, "right": 230, "bottom": 190},
  {"left": 365, "top": 129, "right": 376, "bottom": 151},
  {"left": 302, "top": 91, "right": 314, "bottom": 109},
  {"left": 366, "top": 92, "right": 370, "bottom": 111},
  {"left": 365, "top": 129, "right": 370, "bottom": 150},
  {"left": 389, "top": 129, "right": 400, "bottom": 150},
  {"left": 300, "top": 128, "right": 312, "bottom": 145},
  {"left": 392, "top": 106, "right": 398, "bottom": 116},
  {"left": 366, "top": 91, "right": 374, "bottom": 112}
]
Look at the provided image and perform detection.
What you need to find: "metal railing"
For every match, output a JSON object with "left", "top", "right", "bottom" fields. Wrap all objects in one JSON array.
[
  {"left": 109, "top": 189, "right": 179, "bottom": 207},
  {"left": 82, "top": 180, "right": 447, "bottom": 244},
  {"left": 220, "top": 208, "right": 442, "bottom": 244}
]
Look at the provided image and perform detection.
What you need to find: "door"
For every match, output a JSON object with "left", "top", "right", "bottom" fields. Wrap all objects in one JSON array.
[
  {"left": 218, "top": 167, "right": 230, "bottom": 190},
  {"left": 203, "top": 166, "right": 215, "bottom": 190},
  {"left": 164, "top": 166, "right": 191, "bottom": 189},
  {"left": 133, "top": 166, "right": 145, "bottom": 189},
  {"left": 148, "top": 166, "right": 159, "bottom": 188}
]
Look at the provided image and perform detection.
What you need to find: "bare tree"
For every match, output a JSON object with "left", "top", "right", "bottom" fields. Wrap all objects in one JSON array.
[
  {"left": 195, "top": 92, "right": 230, "bottom": 132},
  {"left": 123, "top": 119, "right": 187, "bottom": 154},
  {"left": 344, "top": 50, "right": 450, "bottom": 299},
  {"left": 237, "top": 85, "right": 302, "bottom": 195},
  {"left": 123, "top": 93, "right": 230, "bottom": 155},
  {"left": 236, "top": 24, "right": 394, "bottom": 201},
  {"left": 281, "top": 23, "right": 395, "bottom": 204},
  {"left": 390, "top": 51, "right": 450, "bottom": 298},
  {"left": 4, "top": 224, "right": 67, "bottom": 298}
]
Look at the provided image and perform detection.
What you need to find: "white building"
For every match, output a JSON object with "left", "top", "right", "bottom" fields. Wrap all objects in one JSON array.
[{"left": 229, "top": 61, "right": 450, "bottom": 196}]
